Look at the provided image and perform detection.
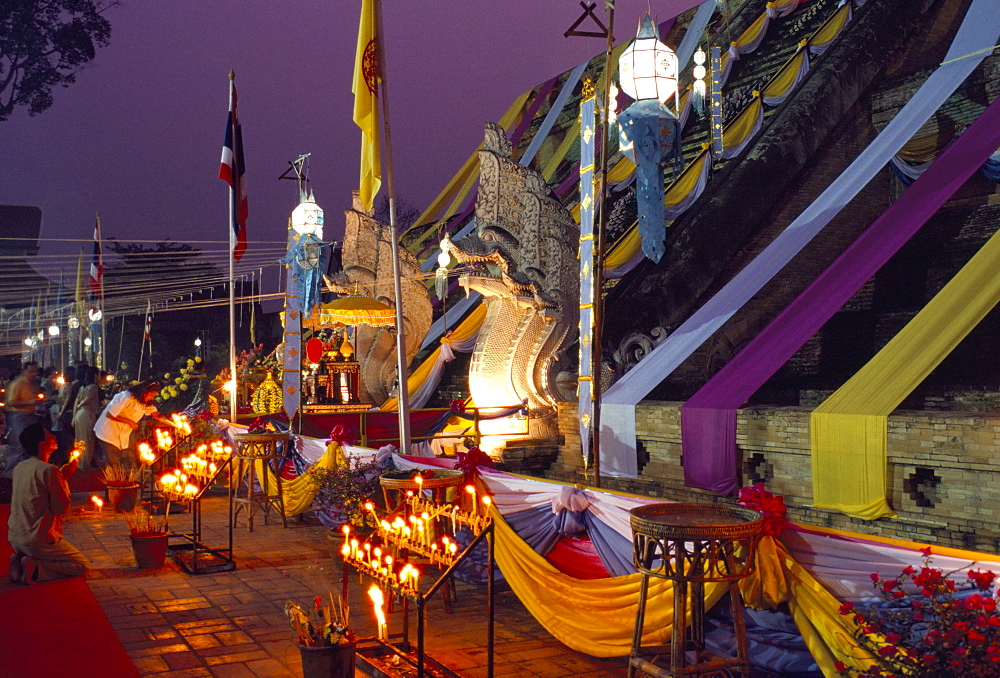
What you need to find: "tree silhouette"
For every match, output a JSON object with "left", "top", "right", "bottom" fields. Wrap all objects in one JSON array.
[{"left": 0, "top": 0, "right": 116, "bottom": 122}]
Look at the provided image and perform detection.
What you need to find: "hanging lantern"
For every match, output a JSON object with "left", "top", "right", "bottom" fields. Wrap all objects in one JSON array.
[
  {"left": 435, "top": 233, "right": 452, "bottom": 301},
  {"left": 68, "top": 316, "right": 80, "bottom": 329},
  {"left": 617, "top": 14, "right": 681, "bottom": 264},
  {"left": 48, "top": 324, "right": 60, "bottom": 337},
  {"left": 692, "top": 47, "right": 708, "bottom": 115},
  {"left": 291, "top": 191, "right": 324, "bottom": 238},
  {"left": 618, "top": 15, "right": 679, "bottom": 104},
  {"left": 286, "top": 192, "right": 329, "bottom": 317}
]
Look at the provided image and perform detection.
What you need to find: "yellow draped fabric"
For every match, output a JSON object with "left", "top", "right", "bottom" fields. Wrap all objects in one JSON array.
[
  {"left": 761, "top": 48, "right": 807, "bottom": 101},
  {"left": 896, "top": 131, "right": 952, "bottom": 164},
  {"left": 542, "top": 118, "right": 581, "bottom": 182},
  {"left": 808, "top": 2, "right": 851, "bottom": 50},
  {"left": 733, "top": 10, "right": 770, "bottom": 51},
  {"left": 492, "top": 505, "right": 727, "bottom": 657},
  {"left": 723, "top": 97, "right": 763, "bottom": 150},
  {"left": 604, "top": 226, "right": 641, "bottom": 270},
  {"left": 407, "top": 90, "right": 531, "bottom": 245},
  {"left": 665, "top": 150, "right": 711, "bottom": 209},
  {"left": 740, "top": 535, "right": 879, "bottom": 676},
  {"left": 248, "top": 442, "right": 346, "bottom": 516},
  {"left": 813, "top": 225, "right": 1000, "bottom": 519},
  {"left": 380, "top": 304, "right": 487, "bottom": 411}
]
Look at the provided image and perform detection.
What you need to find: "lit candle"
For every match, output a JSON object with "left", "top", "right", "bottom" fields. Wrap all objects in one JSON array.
[
  {"left": 91, "top": 495, "right": 103, "bottom": 515},
  {"left": 368, "top": 585, "right": 388, "bottom": 642},
  {"left": 70, "top": 449, "right": 81, "bottom": 462},
  {"left": 482, "top": 495, "right": 492, "bottom": 517},
  {"left": 466, "top": 485, "right": 477, "bottom": 516}
]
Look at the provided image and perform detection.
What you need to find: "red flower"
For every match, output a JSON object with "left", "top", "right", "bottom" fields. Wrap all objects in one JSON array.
[
  {"left": 834, "top": 660, "right": 847, "bottom": 672},
  {"left": 969, "top": 569, "right": 997, "bottom": 591},
  {"left": 839, "top": 602, "right": 855, "bottom": 615},
  {"left": 870, "top": 572, "right": 881, "bottom": 583},
  {"left": 920, "top": 546, "right": 933, "bottom": 557}
]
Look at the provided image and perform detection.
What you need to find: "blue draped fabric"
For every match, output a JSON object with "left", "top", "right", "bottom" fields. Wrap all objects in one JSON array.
[
  {"left": 982, "top": 154, "right": 1000, "bottom": 181},
  {"left": 499, "top": 503, "right": 638, "bottom": 577}
]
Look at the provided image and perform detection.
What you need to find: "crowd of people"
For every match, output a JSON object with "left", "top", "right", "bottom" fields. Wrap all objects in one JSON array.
[{"left": 2, "top": 361, "right": 174, "bottom": 585}]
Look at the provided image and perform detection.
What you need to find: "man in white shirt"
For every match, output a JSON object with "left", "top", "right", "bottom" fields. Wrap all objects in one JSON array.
[{"left": 94, "top": 381, "right": 174, "bottom": 468}]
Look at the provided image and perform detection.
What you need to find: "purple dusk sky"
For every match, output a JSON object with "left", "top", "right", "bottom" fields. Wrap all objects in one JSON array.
[{"left": 1, "top": 0, "right": 687, "bottom": 310}]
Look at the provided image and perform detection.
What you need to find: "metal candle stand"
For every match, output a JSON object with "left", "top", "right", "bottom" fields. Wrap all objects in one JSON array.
[
  {"left": 340, "top": 493, "right": 495, "bottom": 678},
  {"left": 627, "top": 503, "right": 763, "bottom": 678},
  {"left": 161, "top": 455, "right": 237, "bottom": 575}
]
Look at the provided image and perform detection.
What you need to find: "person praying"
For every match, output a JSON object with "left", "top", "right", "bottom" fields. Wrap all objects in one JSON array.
[{"left": 7, "top": 423, "right": 88, "bottom": 585}]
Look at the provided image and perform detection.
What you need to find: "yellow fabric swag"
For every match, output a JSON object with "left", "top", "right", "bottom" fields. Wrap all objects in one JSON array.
[{"left": 813, "top": 223, "right": 1000, "bottom": 519}]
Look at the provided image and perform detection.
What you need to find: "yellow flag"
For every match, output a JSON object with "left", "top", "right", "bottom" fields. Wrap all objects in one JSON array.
[{"left": 353, "top": 0, "right": 381, "bottom": 213}]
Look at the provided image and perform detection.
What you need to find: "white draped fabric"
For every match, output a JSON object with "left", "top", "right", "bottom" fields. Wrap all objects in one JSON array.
[
  {"left": 409, "top": 326, "right": 481, "bottom": 409},
  {"left": 600, "top": 0, "right": 1000, "bottom": 478}
]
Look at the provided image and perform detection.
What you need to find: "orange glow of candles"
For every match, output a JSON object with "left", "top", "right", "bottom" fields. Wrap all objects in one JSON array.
[
  {"left": 138, "top": 442, "right": 155, "bottom": 465},
  {"left": 414, "top": 474, "right": 423, "bottom": 491},
  {"left": 90, "top": 495, "right": 103, "bottom": 514},
  {"left": 368, "top": 586, "right": 388, "bottom": 641},
  {"left": 36, "top": 393, "right": 44, "bottom": 400},
  {"left": 70, "top": 449, "right": 81, "bottom": 461},
  {"left": 482, "top": 495, "right": 492, "bottom": 513}
]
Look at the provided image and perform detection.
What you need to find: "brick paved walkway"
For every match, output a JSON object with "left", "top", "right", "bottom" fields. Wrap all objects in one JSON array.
[{"left": 62, "top": 490, "right": 630, "bottom": 677}]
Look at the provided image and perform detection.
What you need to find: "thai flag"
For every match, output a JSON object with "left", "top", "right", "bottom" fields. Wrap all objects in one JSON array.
[
  {"left": 89, "top": 215, "right": 103, "bottom": 299},
  {"left": 220, "top": 76, "right": 248, "bottom": 261}
]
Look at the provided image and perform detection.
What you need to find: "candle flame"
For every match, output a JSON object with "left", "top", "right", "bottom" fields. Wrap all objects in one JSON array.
[{"left": 368, "top": 585, "right": 386, "bottom": 627}]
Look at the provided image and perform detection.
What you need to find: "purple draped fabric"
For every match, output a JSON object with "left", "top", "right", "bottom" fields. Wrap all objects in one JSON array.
[{"left": 680, "top": 93, "right": 1000, "bottom": 495}]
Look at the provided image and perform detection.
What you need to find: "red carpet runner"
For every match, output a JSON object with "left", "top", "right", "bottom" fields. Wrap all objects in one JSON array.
[{"left": 0, "top": 504, "right": 138, "bottom": 677}]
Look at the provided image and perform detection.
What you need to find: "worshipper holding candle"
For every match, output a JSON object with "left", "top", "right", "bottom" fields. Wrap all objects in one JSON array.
[
  {"left": 94, "top": 380, "right": 175, "bottom": 468},
  {"left": 72, "top": 366, "right": 102, "bottom": 470},
  {"left": 7, "top": 423, "right": 88, "bottom": 585}
]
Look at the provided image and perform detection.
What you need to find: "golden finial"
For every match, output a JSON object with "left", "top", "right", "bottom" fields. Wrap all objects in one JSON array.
[{"left": 581, "top": 77, "right": 597, "bottom": 101}]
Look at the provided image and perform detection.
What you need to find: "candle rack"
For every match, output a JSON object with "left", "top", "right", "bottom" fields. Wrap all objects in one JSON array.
[
  {"left": 160, "top": 454, "right": 237, "bottom": 575},
  {"left": 339, "top": 489, "right": 495, "bottom": 678}
]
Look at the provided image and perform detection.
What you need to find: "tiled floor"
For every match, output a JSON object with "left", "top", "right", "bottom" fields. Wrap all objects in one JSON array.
[{"left": 60, "top": 491, "right": 629, "bottom": 677}]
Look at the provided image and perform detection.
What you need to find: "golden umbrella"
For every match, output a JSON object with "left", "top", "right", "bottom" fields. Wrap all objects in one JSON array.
[{"left": 301, "top": 295, "right": 396, "bottom": 329}]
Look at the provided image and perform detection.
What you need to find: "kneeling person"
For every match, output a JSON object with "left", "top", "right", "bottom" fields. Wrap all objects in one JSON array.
[{"left": 8, "top": 423, "right": 87, "bottom": 584}]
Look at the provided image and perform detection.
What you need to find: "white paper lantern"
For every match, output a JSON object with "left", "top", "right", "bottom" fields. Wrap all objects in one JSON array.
[
  {"left": 618, "top": 14, "right": 678, "bottom": 104},
  {"left": 291, "top": 193, "right": 324, "bottom": 237}
]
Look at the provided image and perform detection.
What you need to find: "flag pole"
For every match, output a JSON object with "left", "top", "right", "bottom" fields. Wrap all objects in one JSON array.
[
  {"left": 98, "top": 212, "right": 107, "bottom": 373},
  {"left": 590, "top": 5, "right": 616, "bottom": 489},
  {"left": 227, "top": 71, "right": 238, "bottom": 421},
  {"left": 374, "top": 0, "right": 411, "bottom": 455}
]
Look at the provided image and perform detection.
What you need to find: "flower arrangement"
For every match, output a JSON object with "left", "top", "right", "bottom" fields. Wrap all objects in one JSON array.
[
  {"left": 97, "top": 464, "right": 141, "bottom": 488},
  {"left": 836, "top": 548, "right": 1000, "bottom": 677},
  {"left": 159, "top": 355, "right": 204, "bottom": 402},
  {"left": 285, "top": 595, "right": 354, "bottom": 647},
  {"left": 307, "top": 455, "right": 381, "bottom": 528},
  {"left": 125, "top": 508, "right": 167, "bottom": 537}
]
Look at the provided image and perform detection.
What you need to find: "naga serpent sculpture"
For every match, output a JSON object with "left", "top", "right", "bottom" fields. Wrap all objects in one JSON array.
[{"left": 449, "top": 122, "right": 579, "bottom": 416}]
